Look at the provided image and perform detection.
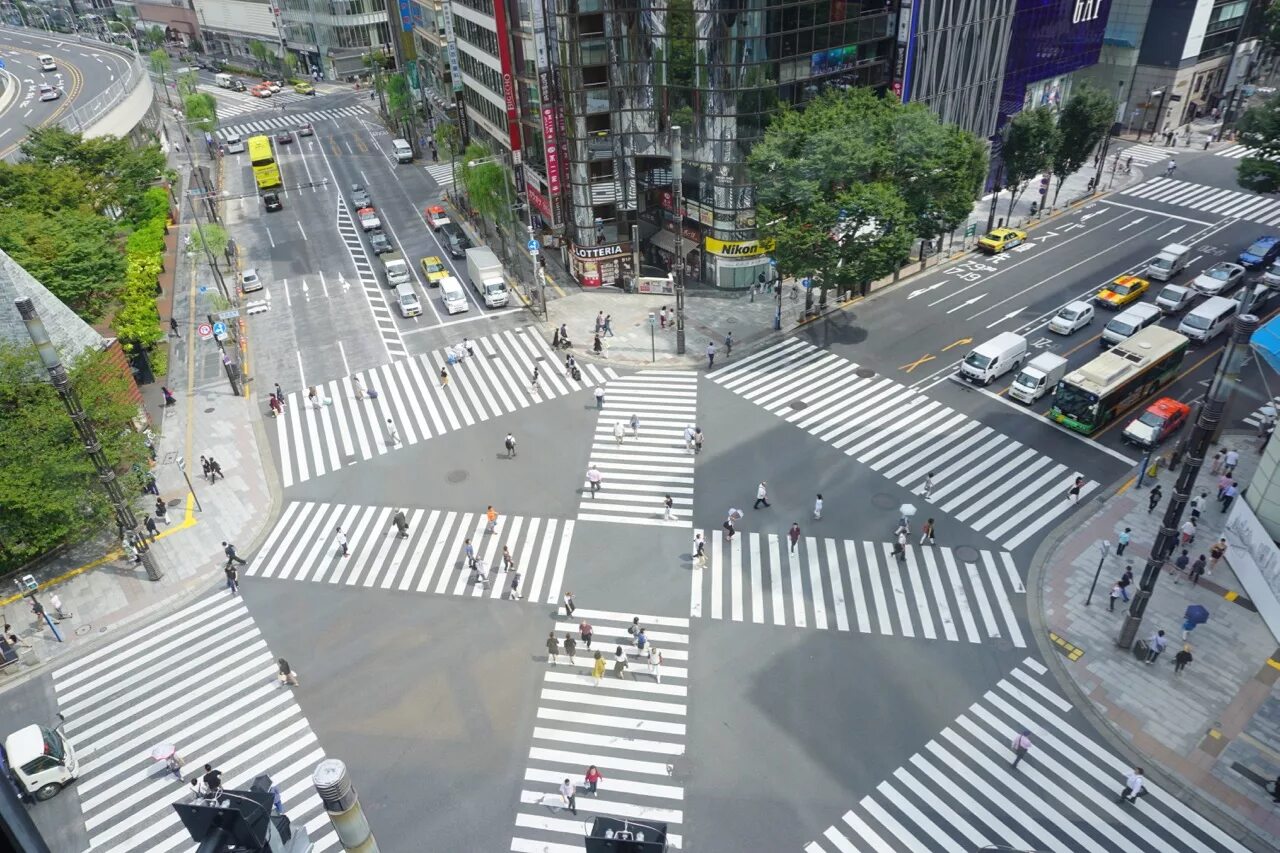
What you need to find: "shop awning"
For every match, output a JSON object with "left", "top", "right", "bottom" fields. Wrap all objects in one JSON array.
[{"left": 1252, "top": 314, "right": 1280, "bottom": 375}]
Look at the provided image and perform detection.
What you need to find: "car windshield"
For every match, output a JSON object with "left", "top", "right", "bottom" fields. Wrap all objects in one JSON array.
[
  {"left": 1052, "top": 383, "right": 1099, "bottom": 422},
  {"left": 1247, "top": 242, "right": 1272, "bottom": 256},
  {"left": 1106, "top": 320, "right": 1136, "bottom": 336},
  {"left": 1013, "top": 373, "right": 1037, "bottom": 388},
  {"left": 1150, "top": 258, "right": 1172, "bottom": 270},
  {"left": 1138, "top": 411, "right": 1166, "bottom": 428},
  {"left": 1207, "top": 267, "right": 1230, "bottom": 280},
  {"left": 1058, "top": 308, "right": 1080, "bottom": 321},
  {"left": 1159, "top": 287, "right": 1183, "bottom": 301},
  {"left": 964, "top": 352, "right": 992, "bottom": 370},
  {"left": 1111, "top": 284, "right": 1133, "bottom": 295},
  {"left": 1183, "top": 314, "right": 1211, "bottom": 330},
  {"left": 41, "top": 727, "right": 64, "bottom": 761},
  {"left": 426, "top": 262, "right": 444, "bottom": 273}
]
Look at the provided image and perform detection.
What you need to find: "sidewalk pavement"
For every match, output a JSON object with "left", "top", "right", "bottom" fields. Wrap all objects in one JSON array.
[
  {"left": 1036, "top": 432, "right": 1280, "bottom": 850},
  {"left": 0, "top": 147, "right": 278, "bottom": 689}
]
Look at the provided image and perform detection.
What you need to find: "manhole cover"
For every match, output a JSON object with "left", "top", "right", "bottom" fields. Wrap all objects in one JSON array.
[
  {"left": 447, "top": 469, "right": 468, "bottom": 483},
  {"left": 75, "top": 625, "right": 93, "bottom": 636},
  {"left": 855, "top": 367, "right": 876, "bottom": 379},
  {"left": 955, "top": 545, "right": 982, "bottom": 564},
  {"left": 789, "top": 400, "right": 808, "bottom": 410}
]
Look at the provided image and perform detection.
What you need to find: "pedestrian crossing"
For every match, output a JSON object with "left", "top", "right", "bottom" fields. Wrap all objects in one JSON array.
[
  {"left": 804, "top": 656, "right": 1250, "bottom": 853},
  {"left": 577, "top": 371, "right": 698, "bottom": 527},
  {"left": 245, "top": 500, "right": 574, "bottom": 604},
  {"left": 691, "top": 529, "right": 1026, "bottom": 645},
  {"left": 510, "top": 608, "right": 688, "bottom": 852},
  {"left": 423, "top": 162, "right": 456, "bottom": 187},
  {"left": 273, "top": 326, "right": 615, "bottom": 487},
  {"left": 1216, "top": 144, "right": 1274, "bottom": 160},
  {"left": 707, "top": 339, "right": 1100, "bottom": 551},
  {"left": 1116, "top": 143, "right": 1174, "bottom": 167},
  {"left": 50, "top": 595, "right": 339, "bottom": 852},
  {"left": 1119, "top": 177, "right": 1280, "bottom": 225},
  {"left": 1239, "top": 397, "right": 1277, "bottom": 429},
  {"left": 214, "top": 105, "right": 370, "bottom": 141},
  {"left": 200, "top": 84, "right": 319, "bottom": 117}
]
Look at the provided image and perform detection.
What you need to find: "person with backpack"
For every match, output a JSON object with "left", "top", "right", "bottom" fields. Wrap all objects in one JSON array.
[{"left": 504, "top": 432, "right": 517, "bottom": 458}]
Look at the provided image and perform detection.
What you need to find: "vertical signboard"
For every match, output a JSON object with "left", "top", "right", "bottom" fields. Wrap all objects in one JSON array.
[
  {"left": 531, "top": 0, "right": 561, "bottom": 226},
  {"left": 441, "top": 0, "right": 469, "bottom": 146},
  {"left": 492, "top": 0, "right": 523, "bottom": 155}
]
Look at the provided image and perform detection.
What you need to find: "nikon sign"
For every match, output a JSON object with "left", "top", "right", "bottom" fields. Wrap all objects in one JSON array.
[{"left": 704, "top": 236, "right": 774, "bottom": 257}]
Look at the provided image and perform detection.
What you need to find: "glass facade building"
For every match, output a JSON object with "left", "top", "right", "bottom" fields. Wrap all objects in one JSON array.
[{"left": 547, "top": 0, "right": 896, "bottom": 288}]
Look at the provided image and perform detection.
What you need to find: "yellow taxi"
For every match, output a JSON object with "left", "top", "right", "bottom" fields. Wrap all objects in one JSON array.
[
  {"left": 420, "top": 256, "right": 450, "bottom": 286},
  {"left": 1095, "top": 274, "right": 1150, "bottom": 309},
  {"left": 293, "top": 81, "right": 315, "bottom": 96},
  {"left": 976, "top": 227, "right": 1027, "bottom": 253}
]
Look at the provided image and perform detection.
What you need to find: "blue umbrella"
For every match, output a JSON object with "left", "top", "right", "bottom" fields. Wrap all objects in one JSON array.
[{"left": 1185, "top": 604, "right": 1210, "bottom": 625}]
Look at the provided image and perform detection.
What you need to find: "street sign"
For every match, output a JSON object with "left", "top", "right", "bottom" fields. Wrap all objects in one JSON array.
[
  {"left": 198, "top": 285, "right": 209, "bottom": 294},
  {"left": 212, "top": 321, "right": 227, "bottom": 337},
  {"left": 527, "top": 239, "right": 540, "bottom": 253},
  {"left": 965, "top": 223, "right": 978, "bottom": 238},
  {"left": 216, "top": 309, "right": 240, "bottom": 320},
  {"left": 197, "top": 322, "right": 213, "bottom": 339},
  {"left": 0, "top": 59, "right": 6, "bottom": 69}
]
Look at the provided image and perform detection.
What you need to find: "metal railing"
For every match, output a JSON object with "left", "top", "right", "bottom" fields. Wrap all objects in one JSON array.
[{"left": 59, "top": 51, "right": 147, "bottom": 134}]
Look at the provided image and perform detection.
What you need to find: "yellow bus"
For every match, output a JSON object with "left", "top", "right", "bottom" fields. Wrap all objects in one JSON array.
[{"left": 247, "top": 134, "right": 282, "bottom": 192}]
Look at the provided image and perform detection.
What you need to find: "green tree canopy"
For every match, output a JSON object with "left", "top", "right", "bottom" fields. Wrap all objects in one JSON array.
[
  {"left": 1000, "top": 107, "right": 1060, "bottom": 217},
  {"left": 1263, "top": 0, "right": 1280, "bottom": 54},
  {"left": 248, "top": 40, "right": 273, "bottom": 69},
  {"left": 147, "top": 47, "right": 170, "bottom": 78},
  {"left": 19, "top": 127, "right": 166, "bottom": 224},
  {"left": 0, "top": 342, "right": 148, "bottom": 570},
  {"left": 0, "top": 209, "right": 125, "bottom": 320},
  {"left": 183, "top": 91, "right": 218, "bottom": 133},
  {"left": 1051, "top": 84, "right": 1116, "bottom": 204},
  {"left": 460, "top": 142, "right": 513, "bottom": 228},
  {"left": 385, "top": 72, "right": 415, "bottom": 137},
  {"left": 1236, "top": 91, "right": 1280, "bottom": 193}
]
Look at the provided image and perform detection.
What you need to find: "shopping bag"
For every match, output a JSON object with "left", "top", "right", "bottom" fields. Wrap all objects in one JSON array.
[{"left": 367, "top": 389, "right": 378, "bottom": 399}]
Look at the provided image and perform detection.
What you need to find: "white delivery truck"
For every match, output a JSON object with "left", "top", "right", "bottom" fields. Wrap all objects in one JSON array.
[
  {"left": 215, "top": 72, "right": 234, "bottom": 89},
  {"left": 381, "top": 251, "right": 411, "bottom": 287},
  {"left": 465, "top": 247, "right": 509, "bottom": 308},
  {"left": 1008, "top": 352, "right": 1068, "bottom": 404},
  {"left": 2, "top": 715, "right": 78, "bottom": 801}
]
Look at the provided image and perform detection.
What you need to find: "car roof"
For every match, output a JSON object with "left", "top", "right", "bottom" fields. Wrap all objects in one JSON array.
[
  {"left": 1111, "top": 275, "right": 1145, "bottom": 287},
  {"left": 3, "top": 725, "right": 43, "bottom": 764},
  {"left": 423, "top": 255, "right": 443, "bottom": 264},
  {"left": 1148, "top": 397, "right": 1189, "bottom": 416},
  {"left": 1251, "top": 236, "right": 1279, "bottom": 245},
  {"left": 1063, "top": 300, "right": 1091, "bottom": 311},
  {"left": 243, "top": 267, "right": 259, "bottom": 277}
]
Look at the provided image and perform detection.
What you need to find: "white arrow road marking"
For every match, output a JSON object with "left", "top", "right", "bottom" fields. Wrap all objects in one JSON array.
[
  {"left": 986, "top": 308, "right": 1024, "bottom": 328},
  {"left": 1118, "top": 216, "right": 1147, "bottom": 231},
  {"left": 946, "top": 293, "right": 987, "bottom": 314}
]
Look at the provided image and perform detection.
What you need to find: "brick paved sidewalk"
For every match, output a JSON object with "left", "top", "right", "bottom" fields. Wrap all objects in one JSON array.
[{"left": 1036, "top": 431, "right": 1280, "bottom": 850}]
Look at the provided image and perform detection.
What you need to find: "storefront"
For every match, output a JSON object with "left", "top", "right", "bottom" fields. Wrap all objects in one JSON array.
[
  {"left": 570, "top": 242, "right": 634, "bottom": 288},
  {"left": 704, "top": 237, "right": 772, "bottom": 290}
]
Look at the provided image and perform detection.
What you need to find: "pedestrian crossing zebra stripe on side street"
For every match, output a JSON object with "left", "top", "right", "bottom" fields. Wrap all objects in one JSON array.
[
  {"left": 423, "top": 162, "right": 456, "bottom": 186},
  {"left": 1116, "top": 143, "right": 1175, "bottom": 167},
  {"left": 1240, "top": 397, "right": 1279, "bottom": 428},
  {"left": 214, "top": 105, "right": 371, "bottom": 140},
  {"left": 510, "top": 609, "right": 689, "bottom": 852},
  {"left": 804, "top": 657, "right": 1250, "bottom": 853},
  {"left": 707, "top": 338, "right": 1100, "bottom": 552},
  {"left": 1119, "top": 177, "right": 1280, "bottom": 225},
  {"left": 272, "top": 326, "right": 616, "bottom": 487},
  {"left": 49, "top": 595, "right": 339, "bottom": 853},
  {"left": 246, "top": 501, "right": 575, "bottom": 604},
  {"left": 694, "top": 529, "right": 1026, "bottom": 645},
  {"left": 1215, "top": 144, "right": 1280, "bottom": 161},
  {"left": 576, "top": 371, "right": 699, "bottom": 528}
]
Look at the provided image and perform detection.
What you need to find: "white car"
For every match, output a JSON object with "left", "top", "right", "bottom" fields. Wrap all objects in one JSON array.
[
  {"left": 358, "top": 207, "right": 381, "bottom": 231},
  {"left": 1154, "top": 283, "right": 1196, "bottom": 313},
  {"left": 240, "top": 268, "right": 263, "bottom": 293},
  {"left": 1192, "top": 262, "right": 1245, "bottom": 296},
  {"left": 38, "top": 83, "right": 59, "bottom": 102},
  {"left": 1048, "top": 300, "right": 1094, "bottom": 335}
]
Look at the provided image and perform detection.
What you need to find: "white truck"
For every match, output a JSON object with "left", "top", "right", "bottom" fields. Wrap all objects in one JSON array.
[
  {"left": 2, "top": 715, "right": 78, "bottom": 801},
  {"left": 382, "top": 251, "right": 411, "bottom": 287},
  {"left": 465, "top": 247, "right": 508, "bottom": 308},
  {"left": 1008, "top": 352, "right": 1068, "bottom": 404}
]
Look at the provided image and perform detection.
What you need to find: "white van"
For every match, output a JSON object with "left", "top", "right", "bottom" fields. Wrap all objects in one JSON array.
[
  {"left": 215, "top": 72, "right": 234, "bottom": 89},
  {"left": 395, "top": 283, "right": 422, "bottom": 318},
  {"left": 392, "top": 138, "right": 414, "bottom": 164},
  {"left": 1177, "top": 296, "right": 1237, "bottom": 343},
  {"left": 438, "top": 276, "right": 469, "bottom": 314},
  {"left": 1146, "top": 243, "right": 1191, "bottom": 281},
  {"left": 224, "top": 134, "right": 246, "bottom": 154},
  {"left": 958, "top": 332, "right": 1027, "bottom": 385},
  {"left": 1101, "top": 303, "right": 1162, "bottom": 346},
  {"left": 2, "top": 717, "right": 78, "bottom": 801},
  {"left": 38, "top": 54, "right": 56, "bottom": 72},
  {"left": 1008, "top": 353, "right": 1068, "bottom": 404}
]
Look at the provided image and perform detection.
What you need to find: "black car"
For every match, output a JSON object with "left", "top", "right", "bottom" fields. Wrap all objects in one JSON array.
[
  {"left": 350, "top": 184, "right": 371, "bottom": 208},
  {"left": 439, "top": 223, "right": 471, "bottom": 259},
  {"left": 276, "top": 131, "right": 293, "bottom": 144},
  {"left": 263, "top": 191, "right": 282, "bottom": 212},
  {"left": 368, "top": 230, "right": 392, "bottom": 254}
]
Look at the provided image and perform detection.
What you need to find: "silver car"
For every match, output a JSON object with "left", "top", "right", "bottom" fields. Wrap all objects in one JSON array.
[
  {"left": 241, "top": 268, "right": 263, "bottom": 293},
  {"left": 1191, "top": 262, "right": 1245, "bottom": 296},
  {"left": 1048, "top": 300, "right": 1093, "bottom": 335}
]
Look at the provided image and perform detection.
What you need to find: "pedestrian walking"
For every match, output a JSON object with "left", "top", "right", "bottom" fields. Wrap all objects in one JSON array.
[
  {"left": 222, "top": 541, "right": 248, "bottom": 567},
  {"left": 628, "top": 617, "right": 641, "bottom": 646},
  {"left": 1148, "top": 485, "right": 1163, "bottom": 514},
  {"left": 497, "top": 546, "right": 513, "bottom": 572},
  {"left": 393, "top": 509, "right": 409, "bottom": 538},
  {"left": 630, "top": 413, "right": 640, "bottom": 436},
  {"left": 1116, "top": 528, "right": 1131, "bottom": 556},
  {"left": 594, "top": 385, "right": 605, "bottom": 408},
  {"left": 664, "top": 495, "right": 675, "bottom": 520},
  {"left": 155, "top": 497, "right": 169, "bottom": 525},
  {"left": 693, "top": 532, "right": 707, "bottom": 567},
  {"left": 530, "top": 366, "right": 541, "bottom": 393},
  {"left": 613, "top": 420, "right": 625, "bottom": 445},
  {"left": 754, "top": 481, "right": 770, "bottom": 509},
  {"left": 386, "top": 418, "right": 400, "bottom": 447},
  {"left": 144, "top": 515, "right": 160, "bottom": 542},
  {"left": 604, "top": 315, "right": 614, "bottom": 337},
  {"left": 169, "top": 317, "right": 180, "bottom": 337},
  {"left": 1210, "top": 450, "right": 1223, "bottom": 475},
  {"left": 1189, "top": 554, "right": 1207, "bottom": 585},
  {"left": 546, "top": 632, "right": 560, "bottom": 665},
  {"left": 694, "top": 427, "right": 704, "bottom": 454},
  {"left": 684, "top": 424, "right": 696, "bottom": 453},
  {"left": 1068, "top": 475, "right": 1084, "bottom": 503},
  {"left": 224, "top": 563, "right": 239, "bottom": 594},
  {"left": 308, "top": 386, "right": 321, "bottom": 409},
  {"left": 647, "top": 645, "right": 663, "bottom": 683},
  {"left": 1217, "top": 472, "right": 1232, "bottom": 500},
  {"left": 788, "top": 522, "right": 801, "bottom": 553},
  {"left": 586, "top": 464, "right": 602, "bottom": 497},
  {"left": 563, "top": 591, "right": 576, "bottom": 616},
  {"left": 208, "top": 458, "right": 224, "bottom": 481},
  {"left": 580, "top": 619, "right": 594, "bottom": 649},
  {"left": 1209, "top": 538, "right": 1228, "bottom": 572},
  {"left": 439, "top": 366, "right": 449, "bottom": 388},
  {"left": 1189, "top": 491, "right": 1205, "bottom": 520},
  {"left": 1109, "top": 582, "right": 1123, "bottom": 612},
  {"left": 1173, "top": 549, "right": 1190, "bottom": 579},
  {"left": 706, "top": 341, "right": 716, "bottom": 368},
  {"left": 595, "top": 311, "right": 605, "bottom": 335},
  {"left": 585, "top": 765, "right": 602, "bottom": 796},
  {"left": 1145, "top": 629, "right": 1168, "bottom": 664},
  {"left": 613, "top": 646, "right": 630, "bottom": 679},
  {"left": 162, "top": 386, "right": 177, "bottom": 406},
  {"left": 813, "top": 494, "right": 823, "bottom": 521},
  {"left": 559, "top": 778, "right": 577, "bottom": 815},
  {"left": 564, "top": 633, "right": 577, "bottom": 664},
  {"left": 1174, "top": 644, "right": 1193, "bottom": 674},
  {"left": 274, "top": 383, "right": 285, "bottom": 406},
  {"left": 1224, "top": 447, "right": 1239, "bottom": 476},
  {"left": 591, "top": 651, "right": 606, "bottom": 686},
  {"left": 921, "top": 472, "right": 935, "bottom": 499},
  {"left": 920, "top": 518, "right": 936, "bottom": 546},
  {"left": 1119, "top": 565, "right": 1133, "bottom": 602},
  {"left": 1118, "top": 767, "right": 1146, "bottom": 804},
  {"left": 659, "top": 306, "right": 668, "bottom": 329},
  {"left": 201, "top": 455, "right": 212, "bottom": 481},
  {"left": 1010, "top": 730, "right": 1032, "bottom": 770},
  {"left": 1165, "top": 159, "right": 1176, "bottom": 177},
  {"left": 335, "top": 528, "right": 349, "bottom": 558},
  {"left": 1220, "top": 481, "right": 1238, "bottom": 513},
  {"left": 505, "top": 432, "right": 517, "bottom": 458},
  {"left": 486, "top": 505, "right": 499, "bottom": 534},
  {"left": 277, "top": 658, "right": 299, "bottom": 686},
  {"left": 509, "top": 570, "right": 522, "bottom": 600},
  {"left": 723, "top": 516, "right": 736, "bottom": 541},
  {"left": 352, "top": 376, "right": 365, "bottom": 400},
  {"left": 1179, "top": 517, "right": 1196, "bottom": 545},
  {"left": 892, "top": 527, "right": 908, "bottom": 560}
]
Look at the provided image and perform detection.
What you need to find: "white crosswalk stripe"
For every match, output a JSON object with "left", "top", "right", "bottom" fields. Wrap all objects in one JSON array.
[
  {"left": 245, "top": 501, "right": 575, "bottom": 604},
  {"left": 510, "top": 609, "right": 688, "bottom": 852},
  {"left": 273, "top": 327, "right": 615, "bottom": 486},
  {"left": 804, "top": 657, "right": 1250, "bottom": 853},
  {"left": 694, "top": 528, "right": 1025, "bottom": 644},
  {"left": 1116, "top": 143, "right": 1173, "bottom": 167},
  {"left": 1215, "top": 144, "right": 1279, "bottom": 161},
  {"left": 577, "top": 372, "right": 698, "bottom": 527},
  {"left": 423, "top": 162, "right": 456, "bottom": 187},
  {"left": 708, "top": 339, "right": 1098, "bottom": 551},
  {"left": 1239, "top": 396, "right": 1279, "bottom": 428},
  {"left": 213, "top": 105, "right": 370, "bottom": 141},
  {"left": 49, "top": 595, "right": 339, "bottom": 853},
  {"left": 1119, "top": 177, "right": 1280, "bottom": 224}
]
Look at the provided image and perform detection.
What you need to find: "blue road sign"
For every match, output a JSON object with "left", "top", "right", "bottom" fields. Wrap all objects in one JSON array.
[
  {"left": 198, "top": 285, "right": 209, "bottom": 294},
  {"left": 0, "top": 58, "right": 6, "bottom": 69},
  {"left": 212, "top": 321, "right": 227, "bottom": 336},
  {"left": 527, "top": 239, "right": 540, "bottom": 252}
]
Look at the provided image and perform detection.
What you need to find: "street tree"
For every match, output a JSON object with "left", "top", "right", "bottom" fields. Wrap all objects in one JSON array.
[
  {"left": 384, "top": 73, "right": 415, "bottom": 140},
  {"left": 183, "top": 92, "right": 218, "bottom": 133},
  {"left": 19, "top": 127, "right": 167, "bottom": 224},
  {"left": 186, "top": 221, "right": 229, "bottom": 261},
  {"left": 435, "top": 122, "right": 461, "bottom": 191},
  {"left": 148, "top": 48, "right": 172, "bottom": 107},
  {"left": 1263, "top": 1, "right": 1280, "bottom": 55},
  {"left": 1000, "top": 107, "right": 1060, "bottom": 219},
  {"left": 0, "top": 343, "right": 149, "bottom": 572},
  {"left": 1051, "top": 84, "right": 1116, "bottom": 205},
  {"left": 248, "top": 40, "right": 273, "bottom": 71},
  {"left": 176, "top": 70, "right": 199, "bottom": 98},
  {"left": 1236, "top": 91, "right": 1280, "bottom": 193},
  {"left": 888, "top": 110, "right": 987, "bottom": 243},
  {"left": 0, "top": 209, "right": 125, "bottom": 320},
  {"left": 460, "top": 142, "right": 514, "bottom": 235},
  {"left": 140, "top": 27, "right": 165, "bottom": 49},
  {"left": 284, "top": 52, "right": 299, "bottom": 76}
]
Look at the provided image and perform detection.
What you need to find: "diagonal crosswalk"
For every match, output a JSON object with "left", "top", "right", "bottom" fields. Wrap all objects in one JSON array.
[
  {"left": 577, "top": 371, "right": 698, "bottom": 527},
  {"left": 214, "top": 105, "right": 371, "bottom": 141},
  {"left": 691, "top": 529, "right": 1025, "bottom": 645},
  {"left": 804, "top": 656, "right": 1250, "bottom": 853},
  {"left": 1118, "top": 177, "right": 1280, "bottom": 225},
  {"left": 273, "top": 327, "right": 615, "bottom": 486},
  {"left": 50, "top": 595, "right": 338, "bottom": 853},
  {"left": 510, "top": 608, "right": 688, "bottom": 853},
  {"left": 708, "top": 339, "right": 1098, "bottom": 551},
  {"left": 245, "top": 500, "right": 574, "bottom": 604}
]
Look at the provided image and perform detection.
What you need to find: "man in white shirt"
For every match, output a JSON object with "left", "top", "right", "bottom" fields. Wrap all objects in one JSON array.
[
  {"left": 559, "top": 778, "right": 577, "bottom": 815},
  {"left": 586, "top": 464, "right": 602, "bottom": 497},
  {"left": 1118, "top": 767, "right": 1145, "bottom": 803},
  {"left": 1223, "top": 447, "right": 1240, "bottom": 475},
  {"left": 754, "top": 481, "right": 770, "bottom": 509}
]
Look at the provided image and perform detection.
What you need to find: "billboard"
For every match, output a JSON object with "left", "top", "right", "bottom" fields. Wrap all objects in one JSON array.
[
  {"left": 492, "top": 0, "right": 523, "bottom": 155},
  {"left": 999, "top": 0, "right": 1112, "bottom": 125}
]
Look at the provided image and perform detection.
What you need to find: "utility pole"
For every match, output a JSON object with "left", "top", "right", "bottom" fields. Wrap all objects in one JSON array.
[
  {"left": 15, "top": 298, "right": 163, "bottom": 581},
  {"left": 1118, "top": 312, "right": 1260, "bottom": 649},
  {"left": 671, "top": 125, "right": 686, "bottom": 355}
]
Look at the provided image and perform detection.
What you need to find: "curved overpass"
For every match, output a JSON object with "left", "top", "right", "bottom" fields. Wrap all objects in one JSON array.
[{"left": 0, "top": 26, "right": 153, "bottom": 159}]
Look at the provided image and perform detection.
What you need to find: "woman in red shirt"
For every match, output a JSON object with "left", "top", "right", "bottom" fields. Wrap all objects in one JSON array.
[{"left": 584, "top": 765, "right": 603, "bottom": 797}]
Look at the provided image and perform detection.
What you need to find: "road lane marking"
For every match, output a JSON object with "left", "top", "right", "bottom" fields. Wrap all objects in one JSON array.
[{"left": 1096, "top": 198, "right": 1214, "bottom": 225}]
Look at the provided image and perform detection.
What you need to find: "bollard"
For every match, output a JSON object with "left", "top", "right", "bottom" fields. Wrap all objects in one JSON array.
[{"left": 313, "top": 759, "right": 379, "bottom": 852}]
